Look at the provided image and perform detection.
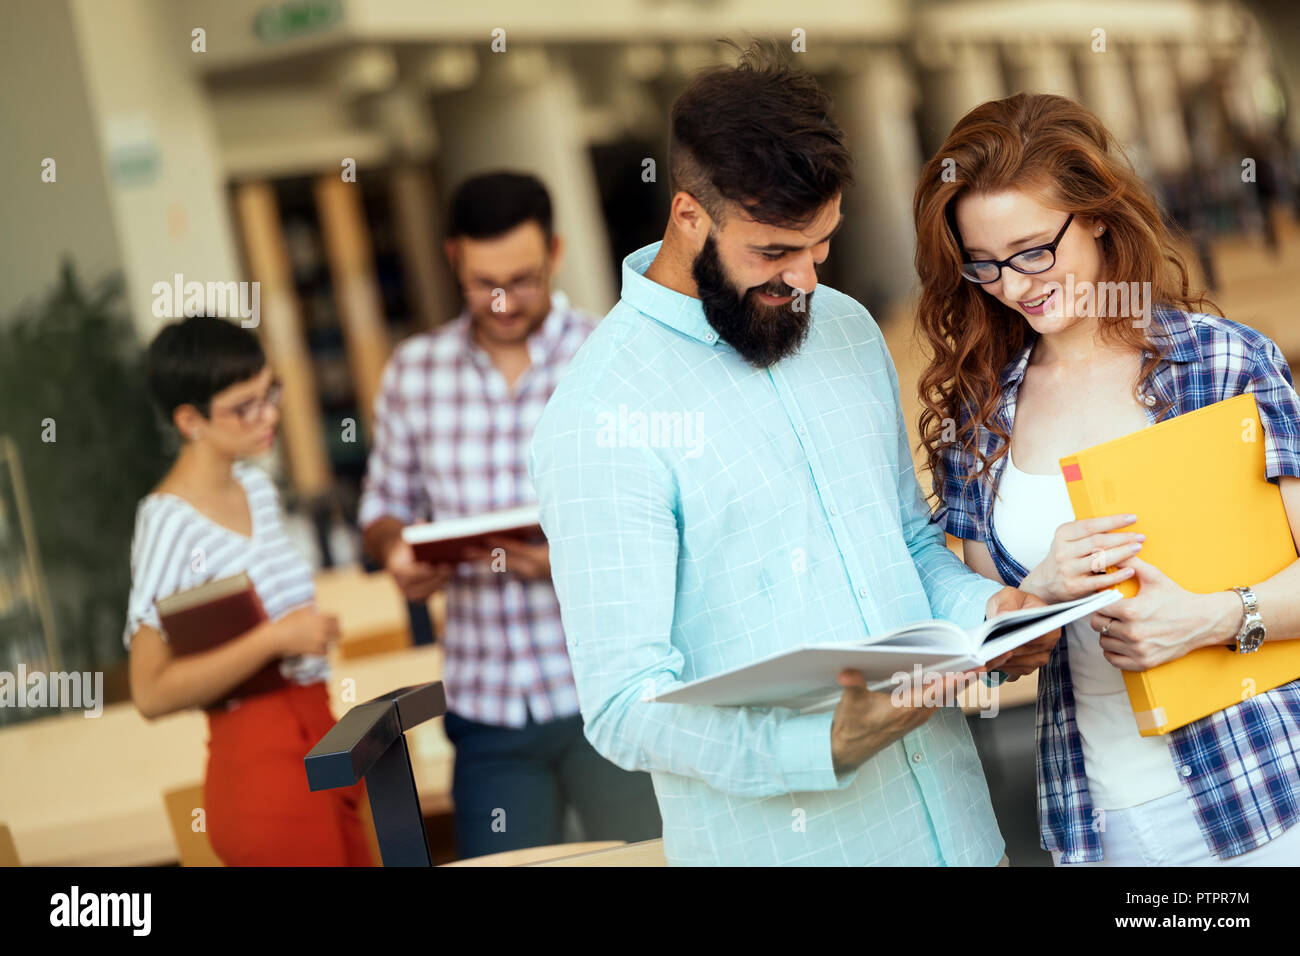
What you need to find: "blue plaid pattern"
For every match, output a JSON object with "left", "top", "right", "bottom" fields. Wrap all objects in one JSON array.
[
  {"left": 936, "top": 304, "right": 1300, "bottom": 862},
  {"left": 530, "top": 242, "right": 1007, "bottom": 866}
]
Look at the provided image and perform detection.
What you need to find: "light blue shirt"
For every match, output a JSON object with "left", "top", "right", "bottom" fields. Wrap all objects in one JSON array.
[{"left": 529, "top": 242, "right": 1006, "bottom": 865}]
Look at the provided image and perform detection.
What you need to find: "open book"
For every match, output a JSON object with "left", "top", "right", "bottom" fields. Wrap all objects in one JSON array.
[
  {"left": 654, "top": 589, "right": 1122, "bottom": 711},
  {"left": 401, "top": 504, "right": 542, "bottom": 564}
]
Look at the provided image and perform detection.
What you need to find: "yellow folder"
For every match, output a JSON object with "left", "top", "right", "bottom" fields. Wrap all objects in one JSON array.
[{"left": 1058, "top": 392, "right": 1300, "bottom": 735}]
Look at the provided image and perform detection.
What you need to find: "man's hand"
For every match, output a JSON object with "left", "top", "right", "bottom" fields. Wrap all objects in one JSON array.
[
  {"left": 385, "top": 539, "right": 453, "bottom": 602},
  {"left": 830, "top": 666, "right": 982, "bottom": 774},
  {"left": 983, "top": 586, "right": 1061, "bottom": 680},
  {"left": 464, "top": 536, "right": 552, "bottom": 580}
]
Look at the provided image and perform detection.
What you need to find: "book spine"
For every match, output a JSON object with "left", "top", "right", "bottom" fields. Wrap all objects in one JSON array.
[
  {"left": 1123, "top": 670, "right": 1166, "bottom": 735},
  {"left": 1059, "top": 455, "right": 1138, "bottom": 600},
  {"left": 1062, "top": 455, "right": 1161, "bottom": 730}
]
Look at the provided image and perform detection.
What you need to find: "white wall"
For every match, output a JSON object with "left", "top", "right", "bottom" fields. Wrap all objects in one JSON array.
[{"left": 0, "top": 0, "right": 123, "bottom": 322}]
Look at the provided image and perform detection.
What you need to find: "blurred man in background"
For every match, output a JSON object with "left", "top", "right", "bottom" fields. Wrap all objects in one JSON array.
[{"left": 359, "top": 171, "right": 661, "bottom": 859}]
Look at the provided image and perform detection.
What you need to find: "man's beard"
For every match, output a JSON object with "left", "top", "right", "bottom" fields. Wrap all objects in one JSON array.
[{"left": 692, "top": 232, "right": 812, "bottom": 368}]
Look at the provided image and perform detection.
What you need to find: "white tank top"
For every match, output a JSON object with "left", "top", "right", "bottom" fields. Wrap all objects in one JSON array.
[{"left": 992, "top": 451, "right": 1185, "bottom": 809}]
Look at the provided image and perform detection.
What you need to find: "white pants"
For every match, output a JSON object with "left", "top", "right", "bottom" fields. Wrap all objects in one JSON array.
[{"left": 1052, "top": 789, "right": 1300, "bottom": 866}]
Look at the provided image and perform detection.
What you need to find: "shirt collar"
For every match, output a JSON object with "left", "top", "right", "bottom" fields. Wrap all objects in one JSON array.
[
  {"left": 998, "top": 303, "right": 1202, "bottom": 388},
  {"left": 462, "top": 288, "right": 573, "bottom": 368},
  {"left": 620, "top": 241, "right": 721, "bottom": 347}
]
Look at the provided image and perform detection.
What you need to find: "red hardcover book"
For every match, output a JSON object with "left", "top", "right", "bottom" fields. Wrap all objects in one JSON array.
[
  {"left": 402, "top": 504, "right": 543, "bottom": 565},
  {"left": 155, "top": 572, "right": 286, "bottom": 706}
]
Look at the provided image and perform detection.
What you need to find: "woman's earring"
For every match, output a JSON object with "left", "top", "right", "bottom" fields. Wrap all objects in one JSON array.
[{"left": 1096, "top": 224, "right": 1105, "bottom": 236}]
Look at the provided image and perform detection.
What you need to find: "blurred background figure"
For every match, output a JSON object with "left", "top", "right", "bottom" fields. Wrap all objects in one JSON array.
[
  {"left": 358, "top": 170, "right": 661, "bottom": 859},
  {"left": 4, "top": 0, "right": 1300, "bottom": 867}
]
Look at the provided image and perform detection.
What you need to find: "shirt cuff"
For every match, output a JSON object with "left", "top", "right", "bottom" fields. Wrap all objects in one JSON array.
[
  {"left": 777, "top": 710, "right": 860, "bottom": 793},
  {"left": 968, "top": 576, "right": 1005, "bottom": 625}
]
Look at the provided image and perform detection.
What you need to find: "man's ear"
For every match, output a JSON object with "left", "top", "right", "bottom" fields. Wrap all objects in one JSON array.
[
  {"left": 443, "top": 237, "right": 459, "bottom": 272},
  {"left": 548, "top": 234, "right": 565, "bottom": 274},
  {"left": 668, "top": 191, "right": 711, "bottom": 246}
]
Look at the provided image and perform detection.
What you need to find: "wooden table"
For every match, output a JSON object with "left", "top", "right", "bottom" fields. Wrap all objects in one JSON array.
[{"left": 0, "top": 644, "right": 450, "bottom": 866}]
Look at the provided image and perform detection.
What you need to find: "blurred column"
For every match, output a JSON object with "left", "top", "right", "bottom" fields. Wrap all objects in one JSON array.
[
  {"left": 1243, "top": 0, "right": 1300, "bottom": 144},
  {"left": 1132, "top": 42, "right": 1193, "bottom": 176},
  {"left": 1077, "top": 45, "right": 1142, "bottom": 148},
  {"left": 233, "top": 181, "right": 332, "bottom": 499},
  {"left": 833, "top": 47, "right": 925, "bottom": 312},
  {"left": 432, "top": 47, "right": 616, "bottom": 315},
  {"left": 366, "top": 73, "right": 459, "bottom": 331},
  {"left": 314, "top": 175, "right": 391, "bottom": 431},
  {"left": 389, "top": 164, "right": 455, "bottom": 330},
  {"left": 64, "top": 0, "right": 242, "bottom": 340},
  {"left": 1218, "top": 37, "right": 1282, "bottom": 140},
  {"left": 1004, "top": 41, "right": 1078, "bottom": 99},
  {"left": 914, "top": 39, "right": 1006, "bottom": 154}
]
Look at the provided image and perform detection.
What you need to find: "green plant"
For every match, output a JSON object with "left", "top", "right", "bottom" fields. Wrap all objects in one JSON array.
[{"left": 0, "top": 260, "right": 169, "bottom": 681}]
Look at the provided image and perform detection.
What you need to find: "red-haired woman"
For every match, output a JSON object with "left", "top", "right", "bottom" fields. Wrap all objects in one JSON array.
[{"left": 914, "top": 93, "right": 1300, "bottom": 865}]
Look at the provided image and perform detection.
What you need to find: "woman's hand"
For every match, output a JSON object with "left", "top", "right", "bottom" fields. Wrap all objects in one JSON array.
[
  {"left": 1090, "top": 556, "right": 1244, "bottom": 670},
  {"left": 1020, "top": 514, "right": 1144, "bottom": 603},
  {"left": 271, "top": 607, "right": 340, "bottom": 658},
  {"left": 984, "top": 587, "right": 1061, "bottom": 679}
]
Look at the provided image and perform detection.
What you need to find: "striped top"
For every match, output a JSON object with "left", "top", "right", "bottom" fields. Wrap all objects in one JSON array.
[{"left": 123, "top": 460, "right": 328, "bottom": 688}]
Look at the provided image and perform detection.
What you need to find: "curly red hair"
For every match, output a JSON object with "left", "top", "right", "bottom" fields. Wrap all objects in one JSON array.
[{"left": 913, "top": 92, "right": 1216, "bottom": 503}]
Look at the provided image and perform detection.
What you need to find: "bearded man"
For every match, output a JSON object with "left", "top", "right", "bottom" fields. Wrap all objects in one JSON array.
[{"left": 529, "top": 41, "right": 1049, "bottom": 866}]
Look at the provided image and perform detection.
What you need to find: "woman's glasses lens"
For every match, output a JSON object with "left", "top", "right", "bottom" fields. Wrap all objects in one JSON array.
[
  {"left": 961, "top": 262, "right": 1002, "bottom": 283},
  {"left": 961, "top": 250, "right": 1056, "bottom": 284}
]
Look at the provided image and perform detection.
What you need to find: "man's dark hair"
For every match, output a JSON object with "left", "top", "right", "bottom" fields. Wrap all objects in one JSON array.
[
  {"left": 447, "top": 171, "right": 554, "bottom": 243},
  {"left": 669, "top": 38, "right": 854, "bottom": 229},
  {"left": 145, "top": 315, "right": 266, "bottom": 418}
]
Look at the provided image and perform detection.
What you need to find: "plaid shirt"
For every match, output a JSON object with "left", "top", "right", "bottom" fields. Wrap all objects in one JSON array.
[
  {"left": 937, "top": 304, "right": 1300, "bottom": 863},
  {"left": 358, "top": 291, "right": 597, "bottom": 727}
]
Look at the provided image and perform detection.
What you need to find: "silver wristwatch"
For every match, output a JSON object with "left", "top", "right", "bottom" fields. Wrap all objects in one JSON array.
[{"left": 1230, "top": 586, "right": 1266, "bottom": 654}]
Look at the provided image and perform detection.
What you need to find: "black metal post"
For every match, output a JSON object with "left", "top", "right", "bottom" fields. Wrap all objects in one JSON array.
[{"left": 304, "top": 681, "right": 446, "bottom": 867}]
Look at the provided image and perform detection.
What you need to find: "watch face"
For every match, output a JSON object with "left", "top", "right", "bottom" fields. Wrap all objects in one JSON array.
[{"left": 1245, "top": 625, "right": 1267, "bottom": 647}]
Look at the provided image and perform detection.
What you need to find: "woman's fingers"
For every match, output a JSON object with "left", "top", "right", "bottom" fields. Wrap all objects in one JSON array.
[
  {"left": 1075, "top": 531, "right": 1146, "bottom": 553},
  {"left": 1069, "top": 542, "right": 1143, "bottom": 578},
  {"left": 1064, "top": 514, "right": 1138, "bottom": 541}
]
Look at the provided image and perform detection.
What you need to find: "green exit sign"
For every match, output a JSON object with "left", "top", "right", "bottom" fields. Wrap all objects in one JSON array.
[{"left": 253, "top": 0, "right": 343, "bottom": 43}]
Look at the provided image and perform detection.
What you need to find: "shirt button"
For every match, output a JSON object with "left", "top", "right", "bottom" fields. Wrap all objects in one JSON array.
[
  {"left": 704, "top": 332, "right": 715, "bottom": 343},
  {"left": 797, "top": 425, "right": 807, "bottom": 436},
  {"left": 1181, "top": 765, "right": 1192, "bottom": 777},
  {"left": 912, "top": 752, "right": 923, "bottom": 764},
  {"left": 828, "top": 505, "right": 838, "bottom": 516},
  {"left": 1143, "top": 392, "right": 1157, "bottom": 406},
  {"left": 858, "top": 587, "right": 868, "bottom": 598}
]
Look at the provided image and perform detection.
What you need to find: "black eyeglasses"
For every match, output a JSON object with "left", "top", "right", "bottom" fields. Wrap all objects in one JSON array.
[
  {"left": 204, "top": 380, "right": 283, "bottom": 426},
  {"left": 960, "top": 214, "right": 1075, "bottom": 284}
]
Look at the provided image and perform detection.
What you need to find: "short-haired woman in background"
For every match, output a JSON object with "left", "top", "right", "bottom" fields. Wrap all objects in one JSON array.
[
  {"left": 914, "top": 93, "right": 1300, "bottom": 865},
  {"left": 125, "top": 315, "right": 371, "bottom": 866}
]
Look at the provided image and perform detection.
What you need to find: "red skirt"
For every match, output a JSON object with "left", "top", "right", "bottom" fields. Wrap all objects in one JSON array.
[{"left": 204, "top": 681, "right": 373, "bottom": 866}]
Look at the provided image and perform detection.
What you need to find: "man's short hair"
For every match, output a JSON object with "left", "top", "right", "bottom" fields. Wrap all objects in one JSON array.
[
  {"left": 447, "top": 171, "right": 554, "bottom": 243},
  {"left": 668, "top": 38, "right": 854, "bottom": 229}
]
